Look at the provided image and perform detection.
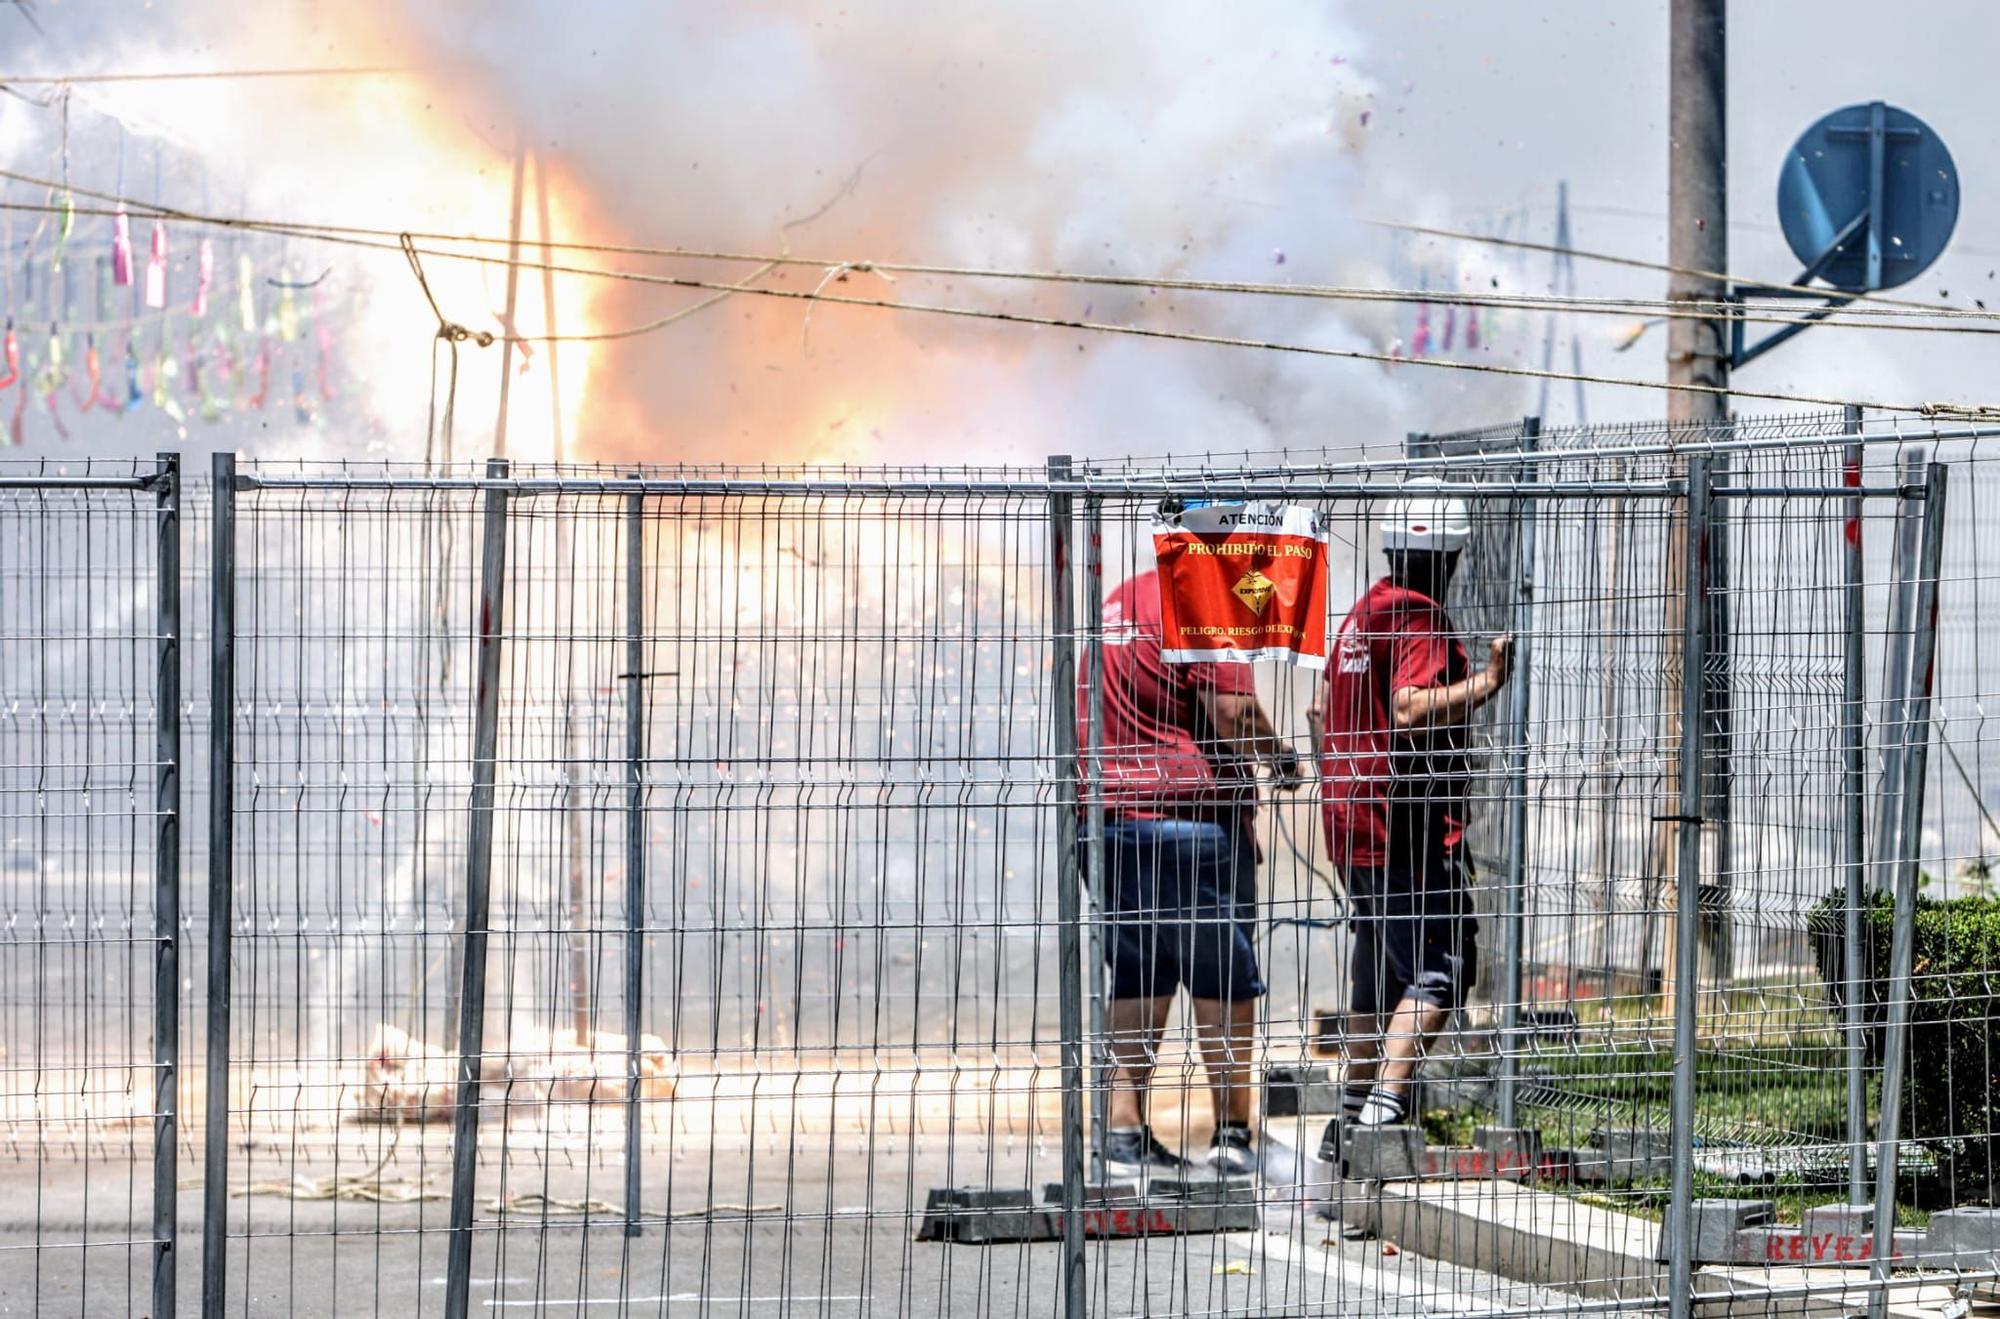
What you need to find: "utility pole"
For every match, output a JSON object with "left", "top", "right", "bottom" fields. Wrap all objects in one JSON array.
[
  {"left": 492, "top": 131, "right": 529, "bottom": 460},
  {"left": 537, "top": 152, "right": 594, "bottom": 1045},
  {"left": 1657, "top": 0, "right": 1729, "bottom": 1031},
  {"left": 1537, "top": 181, "right": 1589, "bottom": 426}
]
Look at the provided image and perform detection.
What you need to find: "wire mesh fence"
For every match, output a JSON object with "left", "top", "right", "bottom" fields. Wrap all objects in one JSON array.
[
  {"left": 11, "top": 418, "right": 2000, "bottom": 1315},
  {"left": 0, "top": 458, "right": 178, "bottom": 1319}
]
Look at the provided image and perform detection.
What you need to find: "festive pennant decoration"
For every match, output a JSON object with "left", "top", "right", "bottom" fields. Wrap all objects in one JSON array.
[
  {"left": 75, "top": 334, "right": 106, "bottom": 411},
  {"left": 43, "top": 359, "right": 70, "bottom": 440},
  {"left": 314, "top": 283, "right": 336, "bottom": 400},
  {"left": 0, "top": 213, "right": 354, "bottom": 440},
  {"left": 44, "top": 393, "right": 68, "bottom": 439},
  {"left": 51, "top": 191, "right": 74, "bottom": 274},
  {"left": 237, "top": 253, "right": 256, "bottom": 334},
  {"left": 245, "top": 338, "right": 270, "bottom": 410},
  {"left": 122, "top": 337, "right": 143, "bottom": 413},
  {"left": 144, "top": 220, "right": 168, "bottom": 309},
  {"left": 193, "top": 239, "right": 213, "bottom": 319},
  {"left": 70, "top": 334, "right": 91, "bottom": 409},
  {"left": 277, "top": 273, "right": 299, "bottom": 342},
  {"left": 111, "top": 204, "right": 134, "bottom": 286}
]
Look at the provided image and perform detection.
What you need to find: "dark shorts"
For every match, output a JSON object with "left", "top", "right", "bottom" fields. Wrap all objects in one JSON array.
[
  {"left": 1100, "top": 817, "right": 1265, "bottom": 1003},
  {"left": 1346, "top": 846, "right": 1478, "bottom": 1015}
]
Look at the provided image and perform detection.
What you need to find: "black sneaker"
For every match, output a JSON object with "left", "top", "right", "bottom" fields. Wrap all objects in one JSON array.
[
  {"left": 1207, "top": 1125, "right": 1258, "bottom": 1178},
  {"left": 1100, "top": 1126, "right": 1190, "bottom": 1176},
  {"left": 1316, "top": 1117, "right": 1348, "bottom": 1166}
]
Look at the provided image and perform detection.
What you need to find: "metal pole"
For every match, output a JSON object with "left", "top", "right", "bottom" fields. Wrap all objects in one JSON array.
[
  {"left": 1869, "top": 464, "right": 1949, "bottom": 1319},
  {"left": 1657, "top": 0, "right": 1728, "bottom": 1019},
  {"left": 152, "top": 452, "right": 180, "bottom": 1319},
  {"left": 1497, "top": 419, "right": 1541, "bottom": 1129},
  {"left": 200, "top": 451, "right": 237, "bottom": 1318},
  {"left": 1666, "top": 0, "right": 1729, "bottom": 423},
  {"left": 1703, "top": 447, "right": 1735, "bottom": 982},
  {"left": 1666, "top": 456, "right": 1712, "bottom": 1319},
  {"left": 1839, "top": 406, "right": 1870, "bottom": 1206},
  {"left": 622, "top": 481, "right": 646, "bottom": 1239},
  {"left": 1872, "top": 448, "right": 1927, "bottom": 888},
  {"left": 558, "top": 522, "right": 592, "bottom": 1044},
  {"left": 444, "top": 457, "right": 512, "bottom": 1319},
  {"left": 1081, "top": 494, "right": 1109, "bottom": 1189},
  {"left": 1047, "top": 455, "right": 1086, "bottom": 1319}
]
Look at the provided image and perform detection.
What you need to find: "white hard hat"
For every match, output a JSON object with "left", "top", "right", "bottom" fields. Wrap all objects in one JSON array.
[{"left": 1379, "top": 493, "right": 1472, "bottom": 553}]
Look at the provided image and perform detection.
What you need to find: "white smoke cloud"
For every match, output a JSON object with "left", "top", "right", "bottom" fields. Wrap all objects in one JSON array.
[{"left": 0, "top": 1, "right": 1525, "bottom": 466}]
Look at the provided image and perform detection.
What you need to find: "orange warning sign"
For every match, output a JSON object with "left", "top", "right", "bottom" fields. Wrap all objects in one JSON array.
[{"left": 1152, "top": 502, "right": 1331, "bottom": 668}]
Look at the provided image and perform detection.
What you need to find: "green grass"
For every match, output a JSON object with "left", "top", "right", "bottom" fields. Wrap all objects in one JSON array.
[
  {"left": 1572, "top": 1178, "right": 1932, "bottom": 1229},
  {"left": 1411, "top": 1041, "right": 1938, "bottom": 1227}
]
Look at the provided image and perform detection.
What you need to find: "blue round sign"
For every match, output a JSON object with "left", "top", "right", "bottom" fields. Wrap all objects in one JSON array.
[{"left": 1777, "top": 102, "right": 1959, "bottom": 292}]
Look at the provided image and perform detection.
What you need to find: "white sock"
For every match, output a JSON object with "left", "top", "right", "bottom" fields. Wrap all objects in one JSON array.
[{"left": 1357, "top": 1090, "right": 1407, "bottom": 1126}]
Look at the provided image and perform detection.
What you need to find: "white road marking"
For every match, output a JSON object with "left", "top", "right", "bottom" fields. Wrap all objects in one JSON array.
[
  {"left": 1247, "top": 1227, "right": 1508, "bottom": 1316},
  {"left": 487, "top": 1295, "right": 866, "bottom": 1309}
]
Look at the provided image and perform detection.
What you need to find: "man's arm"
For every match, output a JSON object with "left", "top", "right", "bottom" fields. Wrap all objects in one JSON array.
[
  {"left": 1390, "top": 634, "right": 1513, "bottom": 729},
  {"left": 1201, "top": 688, "right": 1304, "bottom": 788}
]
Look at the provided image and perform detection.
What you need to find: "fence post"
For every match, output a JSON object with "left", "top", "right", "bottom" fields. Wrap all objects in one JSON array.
[
  {"left": 1839, "top": 405, "right": 1869, "bottom": 1205},
  {"left": 1871, "top": 447, "right": 1928, "bottom": 890},
  {"left": 1496, "top": 418, "right": 1541, "bottom": 1129},
  {"left": 1665, "top": 456, "right": 1712, "bottom": 1319},
  {"left": 444, "top": 457, "right": 512, "bottom": 1319},
  {"left": 201, "top": 450, "right": 237, "bottom": 1319},
  {"left": 622, "top": 479, "right": 646, "bottom": 1239},
  {"left": 1869, "top": 463, "right": 1949, "bottom": 1319},
  {"left": 1047, "top": 455, "right": 1086, "bottom": 1319},
  {"left": 1081, "top": 493, "right": 1109, "bottom": 1189},
  {"left": 152, "top": 452, "right": 180, "bottom": 1319}
]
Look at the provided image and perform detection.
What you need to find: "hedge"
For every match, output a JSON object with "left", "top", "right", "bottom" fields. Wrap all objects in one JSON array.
[{"left": 1808, "top": 889, "right": 2000, "bottom": 1202}]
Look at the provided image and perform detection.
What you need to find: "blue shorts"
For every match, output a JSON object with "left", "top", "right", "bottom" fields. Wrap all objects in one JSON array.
[
  {"left": 1345, "top": 846, "right": 1478, "bottom": 1015},
  {"left": 1100, "top": 817, "right": 1266, "bottom": 1003}
]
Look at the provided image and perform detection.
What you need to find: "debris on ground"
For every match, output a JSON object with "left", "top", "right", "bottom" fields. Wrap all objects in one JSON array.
[{"left": 355, "top": 1023, "right": 676, "bottom": 1124}]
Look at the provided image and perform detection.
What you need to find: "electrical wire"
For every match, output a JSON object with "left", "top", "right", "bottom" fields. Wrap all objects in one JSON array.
[
  {"left": 1367, "top": 216, "right": 1976, "bottom": 318},
  {"left": 0, "top": 67, "right": 407, "bottom": 86},
  {"left": 0, "top": 171, "right": 1990, "bottom": 415},
  {"left": 6, "top": 178, "right": 1999, "bottom": 334}
]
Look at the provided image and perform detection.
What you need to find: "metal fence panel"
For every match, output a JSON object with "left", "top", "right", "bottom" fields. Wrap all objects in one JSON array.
[
  {"left": 10, "top": 415, "right": 2000, "bottom": 1315},
  {"left": 0, "top": 458, "right": 178, "bottom": 1317},
  {"left": 207, "top": 466, "right": 1075, "bottom": 1315}
]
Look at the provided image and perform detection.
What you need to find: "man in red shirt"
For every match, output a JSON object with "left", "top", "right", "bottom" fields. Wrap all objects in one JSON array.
[
  {"left": 1083, "top": 568, "right": 1301, "bottom": 1179},
  {"left": 1308, "top": 494, "right": 1511, "bottom": 1159}
]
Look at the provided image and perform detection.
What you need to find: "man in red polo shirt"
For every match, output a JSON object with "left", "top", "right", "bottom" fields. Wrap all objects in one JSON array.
[
  {"left": 1308, "top": 493, "right": 1510, "bottom": 1161},
  {"left": 1084, "top": 568, "right": 1301, "bottom": 1179}
]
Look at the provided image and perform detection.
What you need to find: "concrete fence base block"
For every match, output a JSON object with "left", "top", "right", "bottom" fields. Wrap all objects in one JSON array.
[
  {"left": 1476, "top": 1126, "right": 1544, "bottom": 1163},
  {"left": 918, "top": 1178, "right": 1262, "bottom": 1243},
  {"left": 1579, "top": 1127, "right": 1676, "bottom": 1183},
  {"left": 1799, "top": 1202, "right": 1873, "bottom": 1237},
  {"left": 1664, "top": 1197, "right": 1774, "bottom": 1266},
  {"left": 916, "top": 1187, "right": 1051, "bottom": 1243},
  {"left": 1922, "top": 1206, "right": 2000, "bottom": 1267},
  {"left": 1263, "top": 1064, "right": 1344, "bottom": 1117},
  {"left": 1346, "top": 1125, "right": 1427, "bottom": 1181}
]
